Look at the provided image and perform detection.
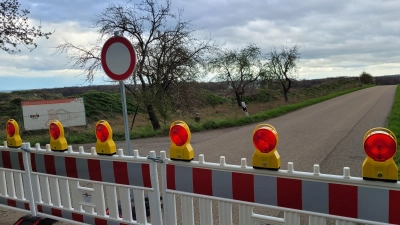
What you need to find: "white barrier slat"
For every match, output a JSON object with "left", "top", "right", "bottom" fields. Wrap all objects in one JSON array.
[
  {"left": 239, "top": 205, "right": 252, "bottom": 225},
  {"left": 59, "top": 179, "right": 72, "bottom": 209},
  {"left": 39, "top": 176, "right": 51, "bottom": 205},
  {"left": 218, "top": 201, "right": 232, "bottom": 225},
  {"left": 148, "top": 190, "right": 161, "bottom": 224},
  {"left": 31, "top": 174, "right": 42, "bottom": 204},
  {"left": 69, "top": 180, "right": 82, "bottom": 212},
  {"left": 199, "top": 198, "right": 213, "bottom": 225},
  {"left": 0, "top": 170, "right": 7, "bottom": 196},
  {"left": 93, "top": 183, "right": 106, "bottom": 217},
  {"left": 49, "top": 177, "right": 61, "bottom": 207},
  {"left": 119, "top": 187, "right": 133, "bottom": 222},
  {"left": 105, "top": 185, "right": 119, "bottom": 219},
  {"left": 181, "top": 195, "right": 194, "bottom": 225},
  {"left": 335, "top": 221, "right": 356, "bottom": 225},
  {"left": 284, "top": 212, "right": 300, "bottom": 225},
  {"left": 5, "top": 171, "right": 16, "bottom": 198},
  {"left": 309, "top": 215, "right": 326, "bottom": 225},
  {"left": 165, "top": 193, "right": 177, "bottom": 225},
  {"left": 14, "top": 172, "right": 24, "bottom": 200},
  {"left": 132, "top": 189, "right": 147, "bottom": 224}
]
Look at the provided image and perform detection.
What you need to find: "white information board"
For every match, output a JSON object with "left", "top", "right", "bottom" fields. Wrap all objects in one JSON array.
[{"left": 22, "top": 98, "right": 86, "bottom": 130}]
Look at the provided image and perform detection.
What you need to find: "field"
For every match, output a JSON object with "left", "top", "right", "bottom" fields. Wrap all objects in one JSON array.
[{"left": 0, "top": 77, "right": 370, "bottom": 146}]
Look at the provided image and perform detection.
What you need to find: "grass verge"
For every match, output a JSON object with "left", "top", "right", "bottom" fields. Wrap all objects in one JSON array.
[
  {"left": 0, "top": 85, "right": 373, "bottom": 146},
  {"left": 387, "top": 85, "right": 400, "bottom": 176}
]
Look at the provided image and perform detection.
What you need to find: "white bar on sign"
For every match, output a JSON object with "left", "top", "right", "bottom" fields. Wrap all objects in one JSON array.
[
  {"left": 14, "top": 172, "right": 24, "bottom": 200},
  {"left": 199, "top": 198, "right": 213, "bottom": 225},
  {"left": 284, "top": 211, "right": 300, "bottom": 225},
  {"left": 239, "top": 205, "right": 252, "bottom": 225},
  {"left": 181, "top": 195, "right": 194, "bottom": 225},
  {"left": 133, "top": 189, "right": 147, "bottom": 224},
  {"left": 218, "top": 201, "right": 232, "bottom": 225},
  {"left": 93, "top": 183, "right": 106, "bottom": 217},
  {"left": 309, "top": 215, "right": 326, "bottom": 225},
  {"left": 39, "top": 176, "right": 51, "bottom": 205},
  {"left": 0, "top": 170, "right": 7, "bottom": 196},
  {"left": 49, "top": 177, "right": 61, "bottom": 207},
  {"left": 105, "top": 185, "right": 118, "bottom": 219},
  {"left": 5, "top": 171, "right": 16, "bottom": 198},
  {"left": 119, "top": 187, "right": 133, "bottom": 222},
  {"left": 59, "top": 179, "right": 72, "bottom": 210}
]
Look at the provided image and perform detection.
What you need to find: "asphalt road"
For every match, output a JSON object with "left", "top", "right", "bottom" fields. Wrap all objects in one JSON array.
[{"left": 2, "top": 85, "right": 396, "bottom": 224}]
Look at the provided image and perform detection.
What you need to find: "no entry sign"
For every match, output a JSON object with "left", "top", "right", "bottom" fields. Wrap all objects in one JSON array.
[{"left": 101, "top": 36, "right": 137, "bottom": 81}]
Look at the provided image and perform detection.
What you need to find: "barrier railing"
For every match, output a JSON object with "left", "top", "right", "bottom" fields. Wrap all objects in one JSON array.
[
  {"left": 0, "top": 141, "right": 162, "bottom": 225},
  {"left": 160, "top": 151, "right": 400, "bottom": 225},
  {"left": 2, "top": 142, "right": 400, "bottom": 225}
]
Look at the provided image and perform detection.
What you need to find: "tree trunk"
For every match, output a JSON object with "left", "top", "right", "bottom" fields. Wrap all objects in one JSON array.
[
  {"left": 146, "top": 104, "right": 161, "bottom": 130},
  {"left": 284, "top": 90, "right": 289, "bottom": 102},
  {"left": 235, "top": 91, "right": 242, "bottom": 108}
]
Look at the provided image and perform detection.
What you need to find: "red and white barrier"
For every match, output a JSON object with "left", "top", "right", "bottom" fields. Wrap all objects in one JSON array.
[{"left": 2, "top": 142, "right": 400, "bottom": 225}]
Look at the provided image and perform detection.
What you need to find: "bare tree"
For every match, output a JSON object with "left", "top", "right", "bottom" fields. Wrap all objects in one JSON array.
[
  {"left": 0, "top": 0, "right": 52, "bottom": 53},
  {"left": 209, "top": 44, "right": 266, "bottom": 107},
  {"left": 55, "top": 0, "right": 213, "bottom": 130},
  {"left": 267, "top": 45, "right": 301, "bottom": 102}
]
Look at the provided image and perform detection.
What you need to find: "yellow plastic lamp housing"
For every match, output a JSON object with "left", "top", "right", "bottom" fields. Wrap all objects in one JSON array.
[
  {"left": 169, "top": 120, "right": 194, "bottom": 161},
  {"left": 362, "top": 127, "right": 398, "bottom": 182},
  {"left": 252, "top": 124, "right": 281, "bottom": 170},
  {"left": 6, "top": 119, "right": 22, "bottom": 148},
  {"left": 95, "top": 120, "right": 116, "bottom": 155},
  {"left": 49, "top": 120, "right": 68, "bottom": 151}
]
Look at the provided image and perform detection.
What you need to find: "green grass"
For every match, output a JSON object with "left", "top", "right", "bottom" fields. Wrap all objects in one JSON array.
[
  {"left": 387, "top": 85, "right": 400, "bottom": 173},
  {"left": 0, "top": 84, "right": 373, "bottom": 146}
]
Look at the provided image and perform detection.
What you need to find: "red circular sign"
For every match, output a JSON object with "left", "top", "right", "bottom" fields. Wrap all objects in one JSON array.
[{"left": 101, "top": 36, "right": 136, "bottom": 81}]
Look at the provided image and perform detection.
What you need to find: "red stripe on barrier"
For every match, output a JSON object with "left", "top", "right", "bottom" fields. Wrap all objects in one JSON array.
[
  {"left": 88, "top": 159, "right": 102, "bottom": 181},
  {"left": 30, "top": 153, "right": 37, "bottom": 172},
  {"left": 44, "top": 155, "right": 56, "bottom": 175},
  {"left": 7, "top": 199, "right": 16, "bottom": 207},
  {"left": 167, "top": 164, "right": 176, "bottom": 190},
  {"left": 232, "top": 172, "right": 254, "bottom": 202},
  {"left": 329, "top": 183, "right": 357, "bottom": 218},
  {"left": 37, "top": 205, "right": 43, "bottom": 212},
  {"left": 94, "top": 218, "right": 108, "bottom": 225},
  {"left": 65, "top": 157, "right": 78, "bottom": 178},
  {"left": 2, "top": 151, "right": 11, "bottom": 169},
  {"left": 24, "top": 203, "right": 30, "bottom": 210},
  {"left": 72, "top": 213, "right": 84, "bottom": 222},
  {"left": 193, "top": 168, "right": 212, "bottom": 196},
  {"left": 113, "top": 161, "right": 129, "bottom": 185},
  {"left": 18, "top": 152, "right": 24, "bottom": 171},
  {"left": 389, "top": 190, "right": 400, "bottom": 224},
  {"left": 142, "top": 164, "right": 151, "bottom": 188},
  {"left": 277, "top": 178, "right": 302, "bottom": 210},
  {"left": 51, "top": 208, "right": 62, "bottom": 217}
]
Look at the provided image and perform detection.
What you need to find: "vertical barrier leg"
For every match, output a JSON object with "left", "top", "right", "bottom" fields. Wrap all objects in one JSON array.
[
  {"left": 0, "top": 170, "right": 7, "bottom": 196},
  {"left": 148, "top": 151, "right": 163, "bottom": 225},
  {"left": 309, "top": 215, "right": 326, "bottom": 225},
  {"left": 161, "top": 151, "right": 177, "bottom": 225},
  {"left": 21, "top": 143, "right": 37, "bottom": 216},
  {"left": 181, "top": 195, "right": 194, "bottom": 225},
  {"left": 59, "top": 179, "right": 72, "bottom": 210},
  {"left": 218, "top": 201, "right": 232, "bottom": 225}
]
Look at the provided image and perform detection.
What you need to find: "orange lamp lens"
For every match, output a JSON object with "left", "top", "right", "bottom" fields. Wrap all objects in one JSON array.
[
  {"left": 364, "top": 133, "right": 396, "bottom": 161},
  {"left": 96, "top": 124, "right": 109, "bottom": 142},
  {"left": 170, "top": 125, "right": 188, "bottom": 146},
  {"left": 6, "top": 122, "right": 15, "bottom": 137},
  {"left": 253, "top": 128, "right": 277, "bottom": 153},
  {"left": 50, "top": 123, "right": 60, "bottom": 139}
]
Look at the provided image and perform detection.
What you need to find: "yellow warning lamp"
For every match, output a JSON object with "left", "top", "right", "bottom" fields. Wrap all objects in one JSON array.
[
  {"left": 95, "top": 120, "right": 116, "bottom": 155},
  {"left": 169, "top": 120, "right": 194, "bottom": 161},
  {"left": 49, "top": 120, "right": 68, "bottom": 151},
  {"left": 252, "top": 124, "right": 280, "bottom": 170},
  {"left": 6, "top": 119, "right": 22, "bottom": 148},
  {"left": 362, "top": 127, "right": 398, "bottom": 182}
]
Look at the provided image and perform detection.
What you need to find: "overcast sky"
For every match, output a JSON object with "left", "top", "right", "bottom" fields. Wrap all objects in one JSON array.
[{"left": 0, "top": 0, "right": 399, "bottom": 91}]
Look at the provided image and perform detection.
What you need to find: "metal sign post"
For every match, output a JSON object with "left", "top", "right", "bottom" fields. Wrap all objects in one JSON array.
[{"left": 100, "top": 31, "right": 137, "bottom": 156}]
